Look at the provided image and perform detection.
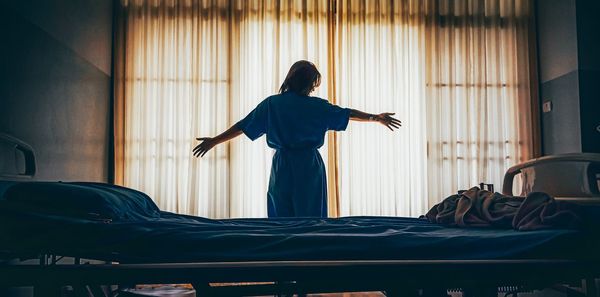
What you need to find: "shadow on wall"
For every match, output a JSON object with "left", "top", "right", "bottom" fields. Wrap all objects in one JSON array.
[{"left": 0, "top": 0, "right": 113, "bottom": 182}]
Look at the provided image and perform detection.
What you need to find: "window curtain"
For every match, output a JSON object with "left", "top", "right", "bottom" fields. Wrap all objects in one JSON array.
[
  {"left": 114, "top": 0, "right": 537, "bottom": 218},
  {"left": 335, "top": 0, "right": 429, "bottom": 216},
  {"left": 114, "top": 0, "right": 334, "bottom": 217},
  {"left": 228, "top": 0, "right": 333, "bottom": 217},
  {"left": 114, "top": 0, "right": 231, "bottom": 216},
  {"left": 334, "top": 0, "right": 536, "bottom": 216},
  {"left": 423, "top": 0, "right": 537, "bottom": 204}
]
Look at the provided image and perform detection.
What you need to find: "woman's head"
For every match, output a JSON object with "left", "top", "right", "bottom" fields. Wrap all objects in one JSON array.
[{"left": 279, "top": 60, "right": 321, "bottom": 96}]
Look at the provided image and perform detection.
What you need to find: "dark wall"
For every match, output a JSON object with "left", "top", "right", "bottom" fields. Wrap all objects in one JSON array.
[
  {"left": 575, "top": 0, "right": 600, "bottom": 154},
  {"left": 0, "top": 0, "right": 113, "bottom": 182},
  {"left": 536, "top": 0, "right": 581, "bottom": 154},
  {"left": 537, "top": 0, "right": 579, "bottom": 83},
  {"left": 537, "top": 0, "right": 600, "bottom": 155}
]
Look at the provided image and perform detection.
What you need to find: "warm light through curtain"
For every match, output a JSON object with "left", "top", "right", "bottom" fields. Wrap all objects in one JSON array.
[
  {"left": 424, "top": 0, "right": 535, "bottom": 204},
  {"left": 335, "top": 0, "right": 534, "bottom": 216},
  {"left": 228, "top": 0, "right": 332, "bottom": 218},
  {"left": 119, "top": 0, "right": 231, "bottom": 217},
  {"left": 230, "top": 0, "right": 328, "bottom": 217},
  {"left": 115, "top": 0, "right": 535, "bottom": 218},
  {"left": 116, "top": 0, "right": 332, "bottom": 217},
  {"left": 336, "top": 0, "right": 429, "bottom": 217}
]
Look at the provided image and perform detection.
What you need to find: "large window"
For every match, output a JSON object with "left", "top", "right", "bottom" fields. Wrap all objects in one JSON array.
[{"left": 114, "top": 0, "right": 535, "bottom": 218}]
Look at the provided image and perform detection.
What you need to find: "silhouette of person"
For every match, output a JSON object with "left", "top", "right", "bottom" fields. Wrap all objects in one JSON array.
[{"left": 193, "top": 60, "right": 401, "bottom": 218}]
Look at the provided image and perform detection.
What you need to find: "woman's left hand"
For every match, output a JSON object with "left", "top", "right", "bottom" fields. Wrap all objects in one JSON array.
[
  {"left": 375, "top": 113, "right": 402, "bottom": 131},
  {"left": 193, "top": 137, "right": 217, "bottom": 157}
]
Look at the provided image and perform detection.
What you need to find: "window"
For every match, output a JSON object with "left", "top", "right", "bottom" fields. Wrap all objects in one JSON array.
[{"left": 115, "top": 0, "right": 535, "bottom": 218}]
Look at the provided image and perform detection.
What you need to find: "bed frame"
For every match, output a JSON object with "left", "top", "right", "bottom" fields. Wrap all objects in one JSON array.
[
  {"left": 1, "top": 133, "right": 599, "bottom": 297},
  {"left": 1, "top": 257, "right": 599, "bottom": 297}
]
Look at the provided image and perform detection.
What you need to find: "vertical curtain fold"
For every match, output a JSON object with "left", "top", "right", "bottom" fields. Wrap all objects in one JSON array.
[
  {"left": 326, "top": 0, "right": 340, "bottom": 218},
  {"left": 113, "top": 0, "right": 127, "bottom": 186}
]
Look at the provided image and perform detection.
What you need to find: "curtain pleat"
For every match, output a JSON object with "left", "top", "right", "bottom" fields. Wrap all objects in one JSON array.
[
  {"left": 326, "top": 0, "right": 340, "bottom": 218},
  {"left": 113, "top": 1, "right": 127, "bottom": 186}
]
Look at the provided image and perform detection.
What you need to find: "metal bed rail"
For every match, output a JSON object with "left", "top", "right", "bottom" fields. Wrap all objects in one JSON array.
[{"left": 502, "top": 153, "right": 600, "bottom": 197}]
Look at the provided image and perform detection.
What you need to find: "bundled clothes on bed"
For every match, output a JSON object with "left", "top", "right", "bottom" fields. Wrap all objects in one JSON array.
[{"left": 425, "top": 187, "right": 598, "bottom": 231}]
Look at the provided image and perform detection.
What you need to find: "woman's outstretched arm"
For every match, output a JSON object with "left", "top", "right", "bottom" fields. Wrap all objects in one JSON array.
[
  {"left": 349, "top": 109, "right": 402, "bottom": 131},
  {"left": 193, "top": 125, "right": 243, "bottom": 158}
]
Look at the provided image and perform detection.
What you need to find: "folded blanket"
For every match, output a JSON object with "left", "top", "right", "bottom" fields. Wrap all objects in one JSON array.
[{"left": 425, "top": 187, "right": 583, "bottom": 231}]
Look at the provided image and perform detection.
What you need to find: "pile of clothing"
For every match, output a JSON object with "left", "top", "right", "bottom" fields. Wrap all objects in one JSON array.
[{"left": 425, "top": 187, "right": 598, "bottom": 231}]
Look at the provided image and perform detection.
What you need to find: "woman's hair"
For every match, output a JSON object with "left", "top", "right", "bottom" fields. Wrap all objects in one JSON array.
[{"left": 279, "top": 60, "right": 321, "bottom": 96}]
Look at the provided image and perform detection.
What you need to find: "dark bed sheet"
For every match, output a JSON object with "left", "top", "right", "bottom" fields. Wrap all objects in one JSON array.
[{"left": 1, "top": 210, "right": 597, "bottom": 263}]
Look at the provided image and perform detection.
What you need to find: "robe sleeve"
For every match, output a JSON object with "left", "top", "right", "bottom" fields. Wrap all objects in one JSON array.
[
  {"left": 320, "top": 99, "right": 351, "bottom": 131},
  {"left": 235, "top": 98, "right": 269, "bottom": 141}
]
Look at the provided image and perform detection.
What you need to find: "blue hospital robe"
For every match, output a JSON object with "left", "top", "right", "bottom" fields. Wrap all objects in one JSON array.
[{"left": 235, "top": 91, "right": 351, "bottom": 218}]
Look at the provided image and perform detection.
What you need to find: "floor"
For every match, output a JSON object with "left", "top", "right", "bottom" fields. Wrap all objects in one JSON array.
[{"left": 122, "top": 284, "right": 575, "bottom": 297}]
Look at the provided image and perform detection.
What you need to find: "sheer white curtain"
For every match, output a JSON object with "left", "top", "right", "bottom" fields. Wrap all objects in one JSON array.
[
  {"left": 120, "top": 0, "right": 231, "bottom": 217},
  {"left": 424, "top": 0, "right": 534, "bottom": 204},
  {"left": 335, "top": 0, "right": 534, "bottom": 216},
  {"left": 117, "top": 0, "right": 331, "bottom": 218},
  {"left": 228, "top": 0, "right": 331, "bottom": 217},
  {"left": 335, "top": 0, "right": 429, "bottom": 217}
]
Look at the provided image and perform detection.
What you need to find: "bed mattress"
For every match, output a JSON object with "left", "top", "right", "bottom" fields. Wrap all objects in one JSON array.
[{"left": 0, "top": 210, "right": 595, "bottom": 263}]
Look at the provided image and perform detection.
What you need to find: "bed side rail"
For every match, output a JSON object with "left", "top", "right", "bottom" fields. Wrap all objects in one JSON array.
[
  {"left": 0, "top": 133, "right": 36, "bottom": 179},
  {"left": 502, "top": 153, "right": 600, "bottom": 199}
]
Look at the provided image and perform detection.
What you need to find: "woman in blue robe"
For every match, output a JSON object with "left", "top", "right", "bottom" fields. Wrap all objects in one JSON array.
[{"left": 193, "top": 60, "right": 401, "bottom": 218}]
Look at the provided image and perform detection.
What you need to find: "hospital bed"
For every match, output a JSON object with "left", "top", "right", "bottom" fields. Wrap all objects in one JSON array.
[{"left": 0, "top": 133, "right": 599, "bottom": 297}]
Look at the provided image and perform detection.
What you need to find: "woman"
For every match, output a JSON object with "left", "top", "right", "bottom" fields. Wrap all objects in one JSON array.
[{"left": 193, "top": 60, "right": 401, "bottom": 218}]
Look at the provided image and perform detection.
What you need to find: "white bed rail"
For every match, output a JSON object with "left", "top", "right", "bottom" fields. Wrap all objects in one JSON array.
[{"left": 502, "top": 153, "right": 600, "bottom": 202}]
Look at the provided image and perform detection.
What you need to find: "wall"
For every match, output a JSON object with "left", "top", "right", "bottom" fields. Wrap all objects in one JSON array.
[
  {"left": 0, "top": 0, "right": 113, "bottom": 182},
  {"left": 537, "top": 0, "right": 600, "bottom": 155},
  {"left": 575, "top": 0, "right": 600, "bottom": 154}
]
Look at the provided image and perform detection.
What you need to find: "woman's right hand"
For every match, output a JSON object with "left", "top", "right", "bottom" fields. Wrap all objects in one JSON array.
[
  {"left": 193, "top": 137, "right": 218, "bottom": 158},
  {"left": 375, "top": 112, "right": 402, "bottom": 131}
]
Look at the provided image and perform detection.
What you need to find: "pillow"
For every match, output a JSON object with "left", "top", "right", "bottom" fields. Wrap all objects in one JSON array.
[{"left": 0, "top": 182, "right": 160, "bottom": 221}]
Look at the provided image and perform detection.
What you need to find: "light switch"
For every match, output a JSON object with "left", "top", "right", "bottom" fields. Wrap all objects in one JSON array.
[{"left": 542, "top": 101, "right": 552, "bottom": 113}]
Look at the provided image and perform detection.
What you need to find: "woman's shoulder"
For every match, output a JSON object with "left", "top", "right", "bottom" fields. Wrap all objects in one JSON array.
[
  {"left": 310, "top": 96, "right": 335, "bottom": 107},
  {"left": 270, "top": 92, "right": 331, "bottom": 107},
  {"left": 269, "top": 92, "right": 323, "bottom": 100}
]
